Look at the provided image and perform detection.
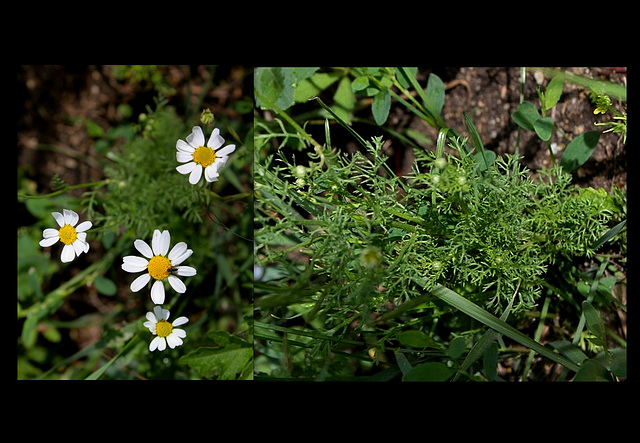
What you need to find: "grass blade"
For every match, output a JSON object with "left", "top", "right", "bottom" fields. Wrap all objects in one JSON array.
[{"left": 417, "top": 282, "right": 581, "bottom": 373}]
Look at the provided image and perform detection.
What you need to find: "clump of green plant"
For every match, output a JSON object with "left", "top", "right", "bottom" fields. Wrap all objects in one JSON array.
[{"left": 254, "top": 67, "right": 626, "bottom": 381}]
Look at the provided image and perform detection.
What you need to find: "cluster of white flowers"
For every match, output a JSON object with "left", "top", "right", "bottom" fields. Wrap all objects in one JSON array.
[{"left": 38, "top": 119, "right": 237, "bottom": 355}]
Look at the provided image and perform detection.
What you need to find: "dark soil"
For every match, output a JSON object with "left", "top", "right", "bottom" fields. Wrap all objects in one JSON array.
[{"left": 413, "top": 67, "right": 626, "bottom": 191}]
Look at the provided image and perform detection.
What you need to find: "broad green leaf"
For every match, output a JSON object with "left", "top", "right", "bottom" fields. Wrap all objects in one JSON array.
[
  {"left": 560, "top": 131, "right": 600, "bottom": 173},
  {"left": 610, "top": 348, "right": 626, "bottom": 378},
  {"left": 448, "top": 336, "right": 467, "bottom": 359},
  {"left": 394, "top": 351, "right": 413, "bottom": 376},
  {"left": 372, "top": 88, "right": 390, "bottom": 125},
  {"left": 179, "top": 331, "right": 252, "bottom": 380},
  {"left": 294, "top": 71, "right": 341, "bottom": 103},
  {"left": 573, "top": 359, "right": 613, "bottom": 381},
  {"left": 474, "top": 150, "right": 496, "bottom": 173},
  {"left": 94, "top": 276, "right": 117, "bottom": 296},
  {"left": 398, "top": 330, "right": 437, "bottom": 348},
  {"left": 426, "top": 73, "right": 445, "bottom": 115},
  {"left": 403, "top": 362, "right": 455, "bottom": 381},
  {"left": 332, "top": 76, "right": 355, "bottom": 124},
  {"left": 511, "top": 101, "right": 540, "bottom": 131},
  {"left": 582, "top": 301, "right": 606, "bottom": 347},
  {"left": 351, "top": 75, "right": 370, "bottom": 92},
  {"left": 533, "top": 117, "right": 554, "bottom": 141},
  {"left": 254, "top": 67, "right": 296, "bottom": 110}
]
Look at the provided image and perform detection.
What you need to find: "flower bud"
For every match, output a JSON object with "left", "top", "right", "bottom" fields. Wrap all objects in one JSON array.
[{"left": 200, "top": 108, "right": 215, "bottom": 125}]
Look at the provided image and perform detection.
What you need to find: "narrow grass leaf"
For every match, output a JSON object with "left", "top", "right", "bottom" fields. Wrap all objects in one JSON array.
[{"left": 422, "top": 282, "right": 581, "bottom": 373}]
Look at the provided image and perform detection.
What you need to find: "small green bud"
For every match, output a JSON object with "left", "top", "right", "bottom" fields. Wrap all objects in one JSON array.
[
  {"left": 200, "top": 108, "right": 215, "bottom": 125},
  {"left": 434, "top": 157, "right": 448, "bottom": 169}
]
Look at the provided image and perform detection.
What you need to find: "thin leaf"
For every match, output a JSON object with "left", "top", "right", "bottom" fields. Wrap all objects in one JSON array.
[
  {"left": 592, "top": 219, "right": 626, "bottom": 250},
  {"left": 417, "top": 282, "right": 581, "bottom": 373}
]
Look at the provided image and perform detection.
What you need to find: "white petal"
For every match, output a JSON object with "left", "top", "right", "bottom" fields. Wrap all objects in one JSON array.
[
  {"left": 204, "top": 164, "right": 220, "bottom": 182},
  {"left": 151, "top": 229, "right": 171, "bottom": 256},
  {"left": 177, "top": 162, "right": 197, "bottom": 175},
  {"left": 168, "top": 242, "right": 187, "bottom": 261},
  {"left": 177, "top": 151, "right": 194, "bottom": 163},
  {"left": 166, "top": 334, "right": 183, "bottom": 349},
  {"left": 207, "top": 127, "right": 224, "bottom": 150},
  {"left": 134, "top": 239, "right": 154, "bottom": 259},
  {"left": 168, "top": 275, "right": 186, "bottom": 293},
  {"left": 83, "top": 241, "right": 90, "bottom": 253},
  {"left": 143, "top": 321, "right": 156, "bottom": 332},
  {"left": 158, "top": 230, "right": 170, "bottom": 256},
  {"left": 76, "top": 232, "right": 87, "bottom": 243},
  {"left": 189, "top": 126, "right": 205, "bottom": 148},
  {"left": 75, "top": 221, "right": 92, "bottom": 232},
  {"left": 172, "top": 329, "right": 187, "bottom": 340},
  {"left": 42, "top": 228, "right": 59, "bottom": 239},
  {"left": 150, "top": 280, "right": 165, "bottom": 304},
  {"left": 63, "top": 209, "right": 79, "bottom": 226},
  {"left": 172, "top": 316, "right": 189, "bottom": 327},
  {"left": 39, "top": 236, "right": 59, "bottom": 247},
  {"left": 171, "top": 248, "right": 193, "bottom": 266},
  {"left": 188, "top": 164, "right": 203, "bottom": 185},
  {"left": 72, "top": 239, "right": 85, "bottom": 257},
  {"left": 153, "top": 305, "right": 168, "bottom": 320},
  {"left": 176, "top": 266, "right": 197, "bottom": 277},
  {"left": 176, "top": 139, "right": 195, "bottom": 153},
  {"left": 156, "top": 337, "right": 167, "bottom": 351},
  {"left": 61, "top": 244, "right": 75, "bottom": 263},
  {"left": 122, "top": 256, "right": 149, "bottom": 273},
  {"left": 52, "top": 211, "right": 65, "bottom": 227},
  {"left": 149, "top": 336, "right": 161, "bottom": 352},
  {"left": 215, "top": 144, "right": 236, "bottom": 156},
  {"left": 145, "top": 310, "right": 157, "bottom": 323},
  {"left": 130, "top": 273, "right": 151, "bottom": 292}
]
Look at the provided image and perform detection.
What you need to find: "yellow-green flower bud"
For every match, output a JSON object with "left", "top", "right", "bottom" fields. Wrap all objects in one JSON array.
[{"left": 200, "top": 109, "right": 215, "bottom": 125}]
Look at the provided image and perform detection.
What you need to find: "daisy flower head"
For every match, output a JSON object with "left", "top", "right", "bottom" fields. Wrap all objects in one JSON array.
[
  {"left": 39, "top": 208, "right": 92, "bottom": 263},
  {"left": 121, "top": 229, "right": 197, "bottom": 305},
  {"left": 143, "top": 306, "right": 188, "bottom": 352},
  {"left": 176, "top": 125, "right": 236, "bottom": 185}
]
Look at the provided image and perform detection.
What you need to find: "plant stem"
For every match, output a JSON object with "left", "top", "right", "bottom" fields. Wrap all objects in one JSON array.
[{"left": 18, "top": 179, "right": 111, "bottom": 200}]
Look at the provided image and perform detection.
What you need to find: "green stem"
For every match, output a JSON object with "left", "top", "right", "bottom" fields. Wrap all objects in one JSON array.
[{"left": 18, "top": 179, "right": 111, "bottom": 200}]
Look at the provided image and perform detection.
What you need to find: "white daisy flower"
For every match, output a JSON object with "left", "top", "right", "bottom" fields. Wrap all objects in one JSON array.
[
  {"left": 121, "top": 229, "right": 197, "bottom": 305},
  {"left": 143, "top": 306, "right": 189, "bottom": 352},
  {"left": 39, "top": 208, "right": 92, "bottom": 263},
  {"left": 175, "top": 125, "right": 236, "bottom": 185}
]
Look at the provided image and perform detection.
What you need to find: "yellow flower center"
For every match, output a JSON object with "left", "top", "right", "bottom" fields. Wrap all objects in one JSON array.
[
  {"left": 148, "top": 256, "right": 172, "bottom": 280},
  {"left": 156, "top": 320, "right": 173, "bottom": 338},
  {"left": 193, "top": 145, "right": 216, "bottom": 167},
  {"left": 58, "top": 224, "right": 78, "bottom": 245}
]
